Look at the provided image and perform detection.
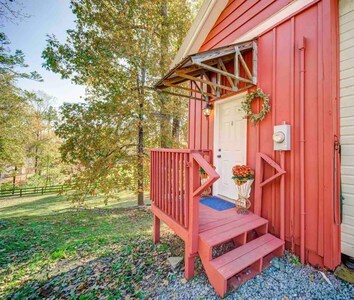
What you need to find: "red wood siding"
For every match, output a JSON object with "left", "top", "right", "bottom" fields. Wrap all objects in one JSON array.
[
  {"left": 200, "top": 0, "right": 293, "bottom": 51},
  {"left": 188, "top": 0, "right": 340, "bottom": 269}
]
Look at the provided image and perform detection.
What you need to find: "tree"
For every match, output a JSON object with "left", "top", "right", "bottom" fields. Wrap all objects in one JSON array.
[
  {"left": 0, "top": 32, "right": 41, "bottom": 80},
  {"left": 0, "top": 33, "right": 41, "bottom": 182},
  {"left": 42, "top": 0, "right": 200, "bottom": 205},
  {"left": 0, "top": 74, "right": 31, "bottom": 173},
  {"left": 0, "top": 2, "right": 61, "bottom": 188},
  {"left": 26, "top": 91, "right": 57, "bottom": 175},
  {"left": 0, "top": 0, "right": 29, "bottom": 25}
]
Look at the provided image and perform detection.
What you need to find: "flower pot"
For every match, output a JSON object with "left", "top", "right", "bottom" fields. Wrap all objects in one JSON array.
[
  {"left": 234, "top": 179, "right": 254, "bottom": 214},
  {"left": 233, "top": 178, "right": 248, "bottom": 186},
  {"left": 200, "top": 177, "right": 211, "bottom": 197}
]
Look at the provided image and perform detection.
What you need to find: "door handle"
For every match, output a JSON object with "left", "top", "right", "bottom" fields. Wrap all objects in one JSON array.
[{"left": 217, "top": 155, "right": 221, "bottom": 158}]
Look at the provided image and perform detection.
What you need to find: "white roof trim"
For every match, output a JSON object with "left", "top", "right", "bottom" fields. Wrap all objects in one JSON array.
[{"left": 171, "top": 0, "right": 229, "bottom": 68}]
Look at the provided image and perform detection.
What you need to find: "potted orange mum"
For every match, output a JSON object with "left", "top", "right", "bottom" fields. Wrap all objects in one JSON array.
[
  {"left": 232, "top": 165, "right": 255, "bottom": 214},
  {"left": 232, "top": 165, "right": 254, "bottom": 185}
]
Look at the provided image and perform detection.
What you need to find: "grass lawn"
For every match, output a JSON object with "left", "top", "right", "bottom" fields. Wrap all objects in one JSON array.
[
  {"left": 0, "top": 192, "right": 183, "bottom": 299},
  {"left": 2, "top": 194, "right": 353, "bottom": 300}
]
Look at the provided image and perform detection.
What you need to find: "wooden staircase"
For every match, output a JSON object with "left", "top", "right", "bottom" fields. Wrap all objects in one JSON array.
[
  {"left": 198, "top": 212, "right": 284, "bottom": 297},
  {"left": 150, "top": 149, "right": 287, "bottom": 297}
]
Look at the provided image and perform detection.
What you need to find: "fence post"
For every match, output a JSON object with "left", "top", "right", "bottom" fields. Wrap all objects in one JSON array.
[
  {"left": 42, "top": 187, "right": 44, "bottom": 194},
  {"left": 20, "top": 189, "right": 22, "bottom": 197}
]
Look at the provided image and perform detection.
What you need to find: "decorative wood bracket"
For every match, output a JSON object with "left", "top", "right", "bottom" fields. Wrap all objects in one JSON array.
[
  {"left": 254, "top": 153, "right": 286, "bottom": 216},
  {"left": 154, "top": 40, "right": 258, "bottom": 102}
]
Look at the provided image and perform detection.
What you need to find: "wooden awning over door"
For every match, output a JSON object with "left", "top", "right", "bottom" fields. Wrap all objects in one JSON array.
[{"left": 154, "top": 40, "right": 257, "bottom": 102}]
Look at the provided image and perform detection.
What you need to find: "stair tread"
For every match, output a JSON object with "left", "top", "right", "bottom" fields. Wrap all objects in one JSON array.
[
  {"left": 199, "top": 214, "right": 268, "bottom": 247},
  {"left": 211, "top": 233, "right": 284, "bottom": 279}
]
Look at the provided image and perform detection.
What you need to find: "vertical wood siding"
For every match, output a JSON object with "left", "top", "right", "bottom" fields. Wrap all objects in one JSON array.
[
  {"left": 200, "top": 0, "right": 293, "bottom": 51},
  {"left": 188, "top": 0, "right": 341, "bottom": 268},
  {"left": 339, "top": 0, "right": 354, "bottom": 258}
]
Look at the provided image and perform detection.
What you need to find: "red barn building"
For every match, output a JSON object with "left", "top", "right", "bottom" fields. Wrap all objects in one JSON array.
[{"left": 150, "top": 0, "right": 353, "bottom": 296}]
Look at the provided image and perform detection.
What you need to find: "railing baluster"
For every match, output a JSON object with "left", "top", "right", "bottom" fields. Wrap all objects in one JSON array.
[
  {"left": 174, "top": 153, "right": 178, "bottom": 222},
  {"left": 153, "top": 151, "right": 156, "bottom": 206},
  {"left": 154, "top": 151, "right": 156, "bottom": 202},
  {"left": 177, "top": 153, "right": 181, "bottom": 225},
  {"left": 164, "top": 151, "right": 167, "bottom": 212},
  {"left": 184, "top": 153, "right": 189, "bottom": 228},
  {"left": 171, "top": 152, "right": 175, "bottom": 220},
  {"left": 167, "top": 152, "right": 171, "bottom": 216},
  {"left": 150, "top": 151, "right": 154, "bottom": 202},
  {"left": 170, "top": 152, "right": 173, "bottom": 216},
  {"left": 158, "top": 151, "right": 161, "bottom": 208},
  {"left": 165, "top": 151, "right": 168, "bottom": 212},
  {"left": 157, "top": 152, "right": 159, "bottom": 206},
  {"left": 180, "top": 153, "right": 185, "bottom": 226},
  {"left": 162, "top": 152, "right": 165, "bottom": 211}
]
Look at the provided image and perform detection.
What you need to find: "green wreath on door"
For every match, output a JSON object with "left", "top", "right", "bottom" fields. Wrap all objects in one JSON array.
[{"left": 241, "top": 88, "right": 270, "bottom": 123}]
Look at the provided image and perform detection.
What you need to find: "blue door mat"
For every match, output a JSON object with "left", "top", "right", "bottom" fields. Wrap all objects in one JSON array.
[{"left": 200, "top": 196, "right": 235, "bottom": 211}]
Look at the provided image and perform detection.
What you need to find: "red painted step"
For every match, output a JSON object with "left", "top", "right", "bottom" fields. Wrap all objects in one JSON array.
[
  {"left": 199, "top": 232, "right": 284, "bottom": 297},
  {"left": 211, "top": 233, "right": 284, "bottom": 279},
  {"left": 199, "top": 214, "right": 268, "bottom": 247}
]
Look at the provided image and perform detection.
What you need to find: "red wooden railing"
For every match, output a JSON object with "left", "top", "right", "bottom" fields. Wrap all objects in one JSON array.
[
  {"left": 150, "top": 149, "right": 219, "bottom": 278},
  {"left": 150, "top": 149, "right": 219, "bottom": 229},
  {"left": 150, "top": 149, "right": 189, "bottom": 228},
  {"left": 254, "top": 152, "right": 286, "bottom": 241},
  {"left": 150, "top": 148, "right": 219, "bottom": 278}
]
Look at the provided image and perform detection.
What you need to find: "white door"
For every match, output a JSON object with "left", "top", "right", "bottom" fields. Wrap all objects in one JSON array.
[
  {"left": 339, "top": 0, "right": 354, "bottom": 258},
  {"left": 214, "top": 94, "right": 247, "bottom": 200}
]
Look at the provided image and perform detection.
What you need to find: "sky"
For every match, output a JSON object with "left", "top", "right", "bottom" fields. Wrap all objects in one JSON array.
[{"left": 3, "top": 0, "right": 86, "bottom": 107}]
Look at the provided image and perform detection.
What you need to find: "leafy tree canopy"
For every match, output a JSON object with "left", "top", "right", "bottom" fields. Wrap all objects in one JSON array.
[
  {"left": 0, "top": 30, "right": 42, "bottom": 172},
  {"left": 42, "top": 0, "right": 200, "bottom": 204},
  {"left": 0, "top": 32, "right": 42, "bottom": 80}
]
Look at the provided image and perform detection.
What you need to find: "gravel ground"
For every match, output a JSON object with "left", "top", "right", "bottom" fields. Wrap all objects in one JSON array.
[{"left": 151, "top": 252, "right": 354, "bottom": 300}]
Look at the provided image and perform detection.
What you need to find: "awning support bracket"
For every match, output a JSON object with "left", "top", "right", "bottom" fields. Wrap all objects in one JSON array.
[{"left": 155, "top": 40, "right": 258, "bottom": 101}]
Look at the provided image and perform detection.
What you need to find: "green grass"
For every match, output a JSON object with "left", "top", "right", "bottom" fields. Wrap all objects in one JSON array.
[
  {"left": 0, "top": 191, "right": 151, "bottom": 218},
  {"left": 0, "top": 192, "right": 167, "bottom": 299}
]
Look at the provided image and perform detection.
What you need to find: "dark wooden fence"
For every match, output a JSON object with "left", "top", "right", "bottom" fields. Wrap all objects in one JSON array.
[{"left": 0, "top": 184, "right": 71, "bottom": 198}]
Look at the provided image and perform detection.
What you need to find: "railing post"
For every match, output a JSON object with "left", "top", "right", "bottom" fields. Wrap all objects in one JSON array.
[
  {"left": 185, "top": 152, "right": 200, "bottom": 279},
  {"left": 254, "top": 153, "right": 263, "bottom": 216},
  {"left": 153, "top": 215, "right": 160, "bottom": 244}
]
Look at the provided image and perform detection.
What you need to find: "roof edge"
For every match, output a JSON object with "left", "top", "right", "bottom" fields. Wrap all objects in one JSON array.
[{"left": 171, "top": 0, "right": 229, "bottom": 68}]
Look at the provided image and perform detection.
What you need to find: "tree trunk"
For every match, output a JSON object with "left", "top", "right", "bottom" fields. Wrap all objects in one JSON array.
[
  {"left": 159, "top": 95, "right": 170, "bottom": 148},
  {"left": 34, "top": 131, "right": 40, "bottom": 175},
  {"left": 159, "top": 0, "right": 171, "bottom": 148},
  {"left": 12, "top": 166, "right": 17, "bottom": 190},
  {"left": 137, "top": 68, "right": 146, "bottom": 206},
  {"left": 172, "top": 116, "right": 180, "bottom": 145},
  {"left": 45, "top": 157, "right": 50, "bottom": 186},
  {"left": 34, "top": 145, "right": 39, "bottom": 175}
]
